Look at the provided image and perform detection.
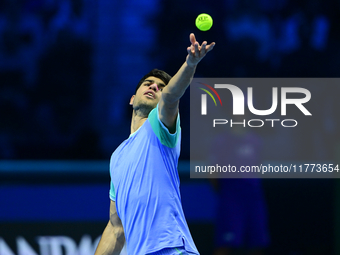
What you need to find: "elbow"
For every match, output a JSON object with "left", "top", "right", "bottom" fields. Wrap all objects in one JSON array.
[
  {"left": 115, "top": 225, "right": 125, "bottom": 238},
  {"left": 115, "top": 227, "right": 125, "bottom": 251}
]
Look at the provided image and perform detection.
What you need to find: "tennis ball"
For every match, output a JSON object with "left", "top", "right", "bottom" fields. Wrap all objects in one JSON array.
[{"left": 195, "top": 13, "right": 213, "bottom": 31}]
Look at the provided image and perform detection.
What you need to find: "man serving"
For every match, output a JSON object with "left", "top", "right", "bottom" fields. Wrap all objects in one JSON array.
[{"left": 95, "top": 33, "right": 215, "bottom": 255}]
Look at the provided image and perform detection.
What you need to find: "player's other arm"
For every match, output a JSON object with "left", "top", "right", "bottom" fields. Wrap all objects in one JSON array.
[
  {"left": 159, "top": 33, "right": 215, "bottom": 131},
  {"left": 95, "top": 200, "right": 125, "bottom": 255}
]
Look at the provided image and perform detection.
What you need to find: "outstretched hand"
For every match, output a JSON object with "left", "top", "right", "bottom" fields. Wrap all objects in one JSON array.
[{"left": 186, "top": 33, "right": 215, "bottom": 67}]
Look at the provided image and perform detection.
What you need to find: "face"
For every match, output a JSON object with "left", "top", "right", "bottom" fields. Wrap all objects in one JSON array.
[{"left": 130, "top": 76, "right": 166, "bottom": 115}]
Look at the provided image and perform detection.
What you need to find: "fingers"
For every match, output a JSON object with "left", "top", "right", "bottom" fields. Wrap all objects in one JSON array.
[
  {"left": 189, "top": 33, "right": 215, "bottom": 52},
  {"left": 187, "top": 42, "right": 200, "bottom": 58},
  {"left": 190, "top": 33, "right": 196, "bottom": 45},
  {"left": 188, "top": 41, "right": 214, "bottom": 57},
  {"left": 194, "top": 41, "right": 199, "bottom": 53},
  {"left": 187, "top": 34, "right": 216, "bottom": 65},
  {"left": 206, "top": 42, "right": 216, "bottom": 53},
  {"left": 188, "top": 42, "right": 200, "bottom": 55},
  {"left": 201, "top": 41, "right": 207, "bottom": 54},
  {"left": 187, "top": 46, "right": 191, "bottom": 54}
]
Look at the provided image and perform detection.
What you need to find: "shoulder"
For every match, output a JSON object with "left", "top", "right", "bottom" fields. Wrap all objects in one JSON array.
[{"left": 148, "top": 104, "right": 181, "bottom": 148}]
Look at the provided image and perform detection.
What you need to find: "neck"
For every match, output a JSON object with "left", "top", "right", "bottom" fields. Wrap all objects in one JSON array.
[
  {"left": 130, "top": 102, "right": 155, "bottom": 134},
  {"left": 130, "top": 110, "right": 147, "bottom": 134}
]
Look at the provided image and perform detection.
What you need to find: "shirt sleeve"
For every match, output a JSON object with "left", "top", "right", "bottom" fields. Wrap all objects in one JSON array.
[
  {"left": 148, "top": 103, "right": 181, "bottom": 148},
  {"left": 109, "top": 181, "right": 116, "bottom": 201}
]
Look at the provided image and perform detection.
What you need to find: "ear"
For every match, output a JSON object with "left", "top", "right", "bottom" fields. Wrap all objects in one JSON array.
[{"left": 129, "top": 95, "right": 135, "bottom": 105}]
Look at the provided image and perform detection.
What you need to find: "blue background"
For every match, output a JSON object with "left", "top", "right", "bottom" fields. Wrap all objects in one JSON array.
[{"left": 0, "top": 0, "right": 339, "bottom": 254}]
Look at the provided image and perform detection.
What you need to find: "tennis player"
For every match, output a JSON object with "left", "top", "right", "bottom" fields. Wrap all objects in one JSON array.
[{"left": 95, "top": 33, "right": 215, "bottom": 255}]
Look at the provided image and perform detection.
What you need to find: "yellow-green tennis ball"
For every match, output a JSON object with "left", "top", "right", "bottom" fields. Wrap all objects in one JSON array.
[{"left": 195, "top": 13, "right": 213, "bottom": 31}]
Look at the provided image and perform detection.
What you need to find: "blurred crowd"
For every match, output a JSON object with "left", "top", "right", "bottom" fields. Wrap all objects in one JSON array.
[
  {"left": 0, "top": 0, "right": 340, "bottom": 161},
  {"left": 0, "top": 0, "right": 97, "bottom": 159}
]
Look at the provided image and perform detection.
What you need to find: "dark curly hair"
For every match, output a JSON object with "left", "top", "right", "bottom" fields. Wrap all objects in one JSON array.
[{"left": 135, "top": 69, "right": 172, "bottom": 94}]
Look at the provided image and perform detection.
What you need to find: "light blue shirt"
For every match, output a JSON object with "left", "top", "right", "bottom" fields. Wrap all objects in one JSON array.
[{"left": 109, "top": 104, "right": 199, "bottom": 255}]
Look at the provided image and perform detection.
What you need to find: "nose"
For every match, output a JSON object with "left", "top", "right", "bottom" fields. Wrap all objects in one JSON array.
[{"left": 149, "top": 83, "right": 159, "bottom": 92}]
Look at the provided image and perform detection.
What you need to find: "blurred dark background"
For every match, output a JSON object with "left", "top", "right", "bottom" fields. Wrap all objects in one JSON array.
[{"left": 0, "top": 0, "right": 340, "bottom": 254}]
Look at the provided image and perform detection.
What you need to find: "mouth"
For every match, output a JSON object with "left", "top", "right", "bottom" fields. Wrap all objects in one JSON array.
[{"left": 144, "top": 90, "right": 155, "bottom": 99}]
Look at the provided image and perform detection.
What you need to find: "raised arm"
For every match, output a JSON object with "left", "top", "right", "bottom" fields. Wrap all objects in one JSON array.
[
  {"left": 95, "top": 200, "right": 125, "bottom": 255},
  {"left": 159, "top": 33, "right": 215, "bottom": 131}
]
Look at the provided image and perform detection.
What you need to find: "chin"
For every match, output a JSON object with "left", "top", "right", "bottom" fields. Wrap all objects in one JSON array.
[{"left": 134, "top": 102, "right": 156, "bottom": 117}]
